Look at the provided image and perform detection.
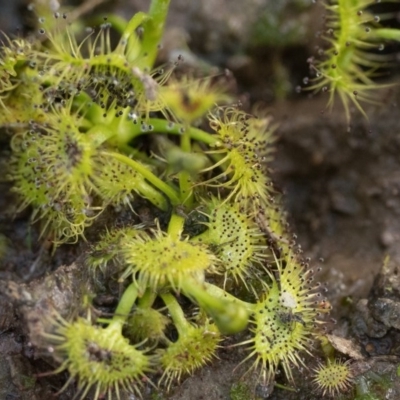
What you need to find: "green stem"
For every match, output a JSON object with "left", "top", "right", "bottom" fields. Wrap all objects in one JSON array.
[
  {"left": 108, "top": 282, "right": 139, "bottom": 331},
  {"left": 101, "top": 150, "right": 180, "bottom": 206},
  {"left": 86, "top": 124, "right": 117, "bottom": 147},
  {"left": 78, "top": 100, "right": 215, "bottom": 147},
  {"left": 116, "top": 12, "right": 149, "bottom": 54},
  {"left": 181, "top": 278, "right": 252, "bottom": 334},
  {"left": 138, "top": 287, "right": 157, "bottom": 308},
  {"left": 134, "top": 176, "right": 171, "bottom": 210},
  {"left": 274, "top": 383, "right": 296, "bottom": 392},
  {"left": 167, "top": 213, "right": 185, "bottom": 239},
  {"left": 179, "top": 127, "right": 193, "bottom": 206},
  {"left": 85, "top": 13, "right": 149, "bottom": 56},
  {"left": 160, "top": 292, "right": 190, "bottom": 334},
  {"left": 76, "top": 99, "right": 217, "bottom": 148},
  {"left": 73, "top": 93, "right": 104, "bottom": 126},
  {"left": 74, "top": 94, "right": 217, "bottom": 147},
  {"left": 138, "top": 0, "right": 171, "bottom": 69},
  {"left": 202, "top": 282, "right": 255, "bottom": 312},
  {"left": 115, "top": 118, "right": 217, "bottom": 147}
]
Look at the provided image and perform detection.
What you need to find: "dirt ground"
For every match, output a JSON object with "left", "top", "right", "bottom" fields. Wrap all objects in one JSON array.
[{"left": 1, "top": 0, "right": 400, "bottom": 399}]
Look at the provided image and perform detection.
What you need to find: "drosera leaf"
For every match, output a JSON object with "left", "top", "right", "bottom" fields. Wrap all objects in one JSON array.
[
  {"left": 306, "top": 0, "right": 399, "bottom": 121},
  {"left": 237, "top": 251, "right": 330, "bottom": 384},
  {"left": 312, "top": 359, "right": 354, "bottom": 397},
  {"left": 191, "top": 197, "right": 268, "bottom": 288}
]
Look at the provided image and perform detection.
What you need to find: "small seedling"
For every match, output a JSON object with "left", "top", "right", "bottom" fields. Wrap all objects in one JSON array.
[{"left": 313, "top": 359, "right": 353, "bottom": 397}]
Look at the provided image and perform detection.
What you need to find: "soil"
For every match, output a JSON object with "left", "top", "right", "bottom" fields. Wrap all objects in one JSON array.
[{"left": 1, "top": 0, "right": 400, "bottom": 399}]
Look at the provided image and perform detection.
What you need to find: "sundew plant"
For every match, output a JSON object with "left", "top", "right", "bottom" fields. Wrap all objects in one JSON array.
[
  {"left": 2, "top": 0, "right": 399, "bottom": 398},
  {"left": 307, "top": 0, "right": 400, "bottom": 121}
]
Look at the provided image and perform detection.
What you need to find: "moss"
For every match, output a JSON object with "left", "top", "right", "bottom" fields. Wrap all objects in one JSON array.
[
  {"left": 354, "top": 369, "right": 396, "bottom": 400},
  {"left": 151, "top": 391, "right": 166, "bottom": 400},
  {"left": 230, "top": 382, "right": 253, "bottom": 400}
]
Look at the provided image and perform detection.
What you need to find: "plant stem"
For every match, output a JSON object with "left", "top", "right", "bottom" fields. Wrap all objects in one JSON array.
[
  {"left": 77, "top": 96, "right": 217, "bottom": 147},
  {"left": 274, "top": 383, "right": 296, "bottom": 392},
  {"left": 167, "top": 213, "right": 185, "bottom": 239},
  {"left": 102, "top": 150, "right": 180, "bottom": 206},
  {"left": 179, "top": 126, "right": 193, "bottom": 206},
  {"left": 108, "top": 282, "right": 139, "bottom": 331},
  {"left": 138, "top": 287, "right": 157, "bottom": 308},
  {"left": 181, "top": 278, "right": 252, "bottom": 334},
  {"left": 116, "top": 12, "right": 149, "bottom": 53},
  {"left": 202, "top": 282, "right": 255, "bottom": 312},
  {"left": 86, "top": 124, "right": 116, "bottom": 147},
  {"left": 115, "top": 118, "right": 217, "bottom": 147},
  {"left": 160, "top": 292, "right": 189, "bottom": 334},
  {"left": 138, "top": 0, "right": 171, "bottom": 69}
]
